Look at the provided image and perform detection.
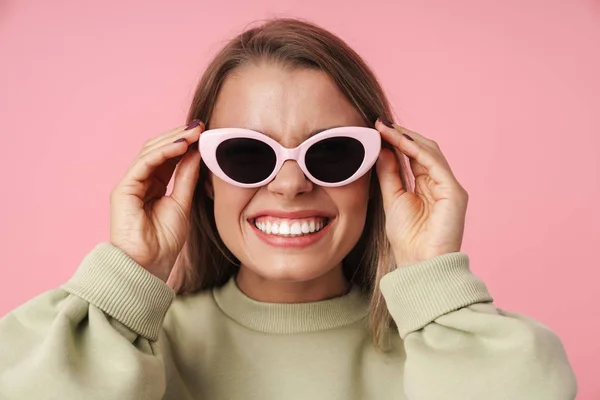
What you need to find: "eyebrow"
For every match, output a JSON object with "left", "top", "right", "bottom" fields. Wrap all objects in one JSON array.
[
  {"left": 309, "top": 126, "right": 341, "bottom": 137},
  {"left": 255, "top": 125, "right": 343, "bottom": 140}
]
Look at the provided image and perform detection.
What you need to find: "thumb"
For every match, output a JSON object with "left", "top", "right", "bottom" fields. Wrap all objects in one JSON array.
[
  {"left": 375, "top": 148, "right": 406, "bottom": 208},
  {"left": 170, "top": 148, "right": 202, "bottom": 214}
]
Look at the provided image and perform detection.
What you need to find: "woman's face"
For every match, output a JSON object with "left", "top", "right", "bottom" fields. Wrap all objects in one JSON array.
[{"left": 207, "top": 63, "right": 370, "bottom": 290}]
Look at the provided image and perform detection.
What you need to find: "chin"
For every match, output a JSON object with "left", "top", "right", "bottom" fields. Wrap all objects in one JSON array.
[{"left": 243, "top": 255, "right": 338, "bottom": 283}]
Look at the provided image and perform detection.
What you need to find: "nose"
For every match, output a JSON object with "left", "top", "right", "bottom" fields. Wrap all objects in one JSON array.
[{"left": 267, "top": 160, "right": 313, "bottom": 199}]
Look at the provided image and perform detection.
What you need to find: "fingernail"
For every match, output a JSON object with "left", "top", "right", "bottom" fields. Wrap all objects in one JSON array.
[
  {"left": 173, "top": 138, "right": 186, "bottom": 143},
  {"left": 185, "top": 119, "right": 201, "bottom": 130},
  {"left": 402, "top": 133, "right": 414, "bottom": 141},
  {"left": 378, "top": 117, "right": 395, "bottom": 129}
]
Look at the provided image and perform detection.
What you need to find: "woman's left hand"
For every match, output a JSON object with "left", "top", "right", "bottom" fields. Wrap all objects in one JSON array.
[{"left": 374, "top": 118, "right": 469, "bottom": 266}]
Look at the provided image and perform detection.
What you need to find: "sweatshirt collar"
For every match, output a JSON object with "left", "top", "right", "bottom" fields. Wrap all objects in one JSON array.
[{"left": 212, "top": 276, "right": 369, "bottom": 334}]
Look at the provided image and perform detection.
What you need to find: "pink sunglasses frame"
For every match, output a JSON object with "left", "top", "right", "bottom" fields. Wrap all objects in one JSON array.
[{"left": 199, "top": 126, "right": 381, "bottom": 188}]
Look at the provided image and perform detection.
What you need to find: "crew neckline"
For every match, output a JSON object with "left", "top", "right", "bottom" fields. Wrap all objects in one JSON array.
[{"left": 212, "top": 276, "right": 370, "bottom": 334}]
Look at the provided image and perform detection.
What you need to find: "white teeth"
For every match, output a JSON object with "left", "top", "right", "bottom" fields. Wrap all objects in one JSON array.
[
  {"left": 254, "top": 218, "right": 329, "bottom": 237},
  {"left": 301, "top": 222, "right": 309, "bottom": 233},
  {"left": 291, "top": 222, "right": 301, "bottom": 235}
]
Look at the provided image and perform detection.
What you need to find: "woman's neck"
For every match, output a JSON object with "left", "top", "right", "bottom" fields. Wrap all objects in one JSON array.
[{"left": 235, "top": 264, "right": 351, "bottom": 303}]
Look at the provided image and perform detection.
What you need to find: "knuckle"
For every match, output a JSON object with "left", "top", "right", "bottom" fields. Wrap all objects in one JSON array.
[
  {"left": 138, "top": 152, "right": 157, "bottom": 167},
  {"left": 109, "top": 188, "right": 121, "bottom": 203},
  {"left": 110, "top": 184, "right": 124, "bottom": 197},
  {"left": 110, "top": 183, "right": 120, "bottom": 195},
  {"left": 138, "top": 154, "right": 151, "bottom": 166}
]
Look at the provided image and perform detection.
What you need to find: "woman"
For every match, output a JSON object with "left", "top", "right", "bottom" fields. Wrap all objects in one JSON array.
[{"left": 0, "top": 18, "right": 577, "bottom": 399}]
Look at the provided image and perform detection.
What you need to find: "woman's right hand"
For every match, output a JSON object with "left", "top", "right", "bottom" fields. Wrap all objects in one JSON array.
[{"left": 110, "top": 120, "right": 205, "bottom": 282}]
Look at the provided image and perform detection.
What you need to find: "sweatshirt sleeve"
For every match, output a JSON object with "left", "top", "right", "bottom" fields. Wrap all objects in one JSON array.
[
  {"left": 379, "top": 252, "right": 578, "bottom": 400},
  {"left": 0, "top": 243, "right": 176, "bottom": 400}
]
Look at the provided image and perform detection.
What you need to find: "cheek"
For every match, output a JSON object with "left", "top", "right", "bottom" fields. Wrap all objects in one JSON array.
[
  {"left": 330, "top": 175, "right": 371, "bottom": 221},
  {"left": 348, "top": 174, "right": 371, "bottom": 207},
  {"left": 212, "top": 179, "right": 255, "bottom": 233}
]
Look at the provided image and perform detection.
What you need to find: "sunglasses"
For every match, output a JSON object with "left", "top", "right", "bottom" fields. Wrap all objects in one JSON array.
[{"left": 198, "top": 126, "right": 381, "bottom": 188}]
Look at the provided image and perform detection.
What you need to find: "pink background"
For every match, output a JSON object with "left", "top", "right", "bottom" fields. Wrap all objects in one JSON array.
[{"left": 0, "top": 0, "right": 598, "bottom": 398}]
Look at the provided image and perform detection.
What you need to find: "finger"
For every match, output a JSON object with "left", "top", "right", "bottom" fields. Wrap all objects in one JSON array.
[
  {"left": 379, "top": 120, "right": 441, "bottom": 153},
  {"left": 147, "top": 123, "right": 203, "bottom": 168},
  {"left": 143, "top": 120, "right": 203, "bottom": 148},
  {"left": 139, "top": 121, "right": 204, "bottom": 159},
  {"left": 138, "top": 124, "right": 204, "bottom": 194},
  {"left": 375, "top": 119, "right": 455, "bottom": 185},
  {"left": 375, "top": 148, "right": 407, "bottom": 208},
  {"left": 170, "top": 147, "right": 202, "bottom": 214},
  {"left": 123, "top": 139, "right": 192, "bottom": 188},
  {"left": 140, "top": 124, "right": 190, "bottom": 150}
]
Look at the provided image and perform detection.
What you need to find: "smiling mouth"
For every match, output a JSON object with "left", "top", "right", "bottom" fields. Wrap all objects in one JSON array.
[{"left": 251, "top": 217, "right": 331, "bottom": 237}]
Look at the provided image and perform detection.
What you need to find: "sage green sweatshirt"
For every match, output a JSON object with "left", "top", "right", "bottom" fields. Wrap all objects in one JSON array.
[{"left": 0, "top": 243, "right": 577, "bottom": 399}]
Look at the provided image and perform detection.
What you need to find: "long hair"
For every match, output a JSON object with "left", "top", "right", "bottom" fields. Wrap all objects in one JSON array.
[{"left": 168, "top": 17, "right": 411, "bottom": 350}]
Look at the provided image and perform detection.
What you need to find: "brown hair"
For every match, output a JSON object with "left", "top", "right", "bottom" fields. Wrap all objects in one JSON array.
[{"left": 169, "top": 17, "right": 411, "bottom": 350}]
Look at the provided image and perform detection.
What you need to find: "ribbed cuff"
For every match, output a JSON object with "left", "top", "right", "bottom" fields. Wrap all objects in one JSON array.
[
  {"left": 61, "top": 242, "right": 175, "bottom": 341},
  {"left": 379, "top": 252, "right": 493, "bottom": 338}
]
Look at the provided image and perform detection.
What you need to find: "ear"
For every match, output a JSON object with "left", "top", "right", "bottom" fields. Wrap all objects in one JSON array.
[{"left": 204, "top": 174, "right": 214, "bottom": 200}]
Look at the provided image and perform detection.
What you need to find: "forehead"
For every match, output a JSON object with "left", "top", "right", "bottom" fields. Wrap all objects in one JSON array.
[{"left": 209, "top": 63, "right": 365, "bottom": 145}]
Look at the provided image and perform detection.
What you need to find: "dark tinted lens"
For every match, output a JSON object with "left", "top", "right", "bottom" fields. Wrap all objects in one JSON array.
[
  {"left": 305, "top": 137, "right": 365, "bottom": 183},
  {"left": 216, "top": 138, "right": 276, "bottom": 184}
]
